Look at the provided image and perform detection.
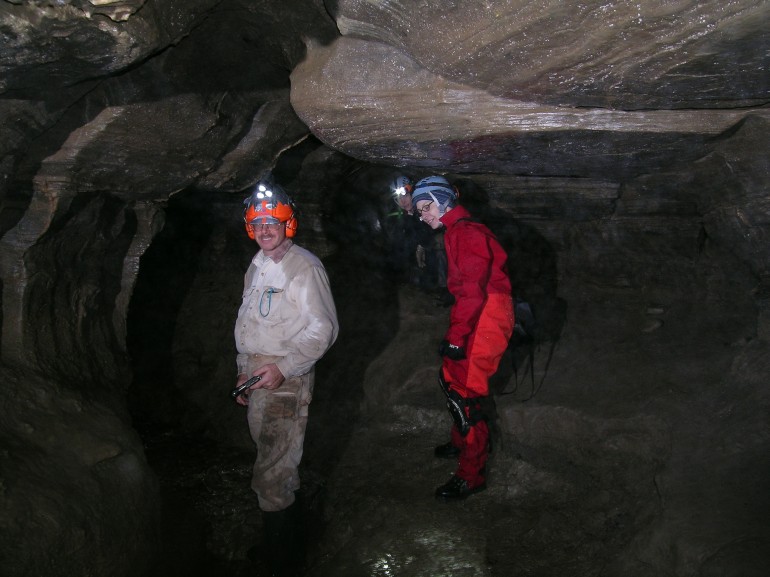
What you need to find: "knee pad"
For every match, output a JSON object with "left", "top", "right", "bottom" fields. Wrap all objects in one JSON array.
[{"left": 446, "top": 389, "right": 471, "bottom": 436}]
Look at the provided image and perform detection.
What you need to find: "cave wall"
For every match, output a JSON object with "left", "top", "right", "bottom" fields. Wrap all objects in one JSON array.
[{"left": 0, "top": 2, "right": 338, "bottom": 574}]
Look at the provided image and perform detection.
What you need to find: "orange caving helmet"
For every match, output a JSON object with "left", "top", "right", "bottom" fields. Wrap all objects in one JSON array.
[{"left": 243, "top": 181, "right": 298, "bottom": 239}]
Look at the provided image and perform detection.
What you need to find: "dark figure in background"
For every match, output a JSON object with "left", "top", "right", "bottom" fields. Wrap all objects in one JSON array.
[
  {"left": 383, "top": 175, "right": 438, "bottom": 290},
  {"left": 413, "top": 175, "right": 515, "bottom": 501},
  {"left": 233, "top": 177, "right": 339, "bottom": 576}
]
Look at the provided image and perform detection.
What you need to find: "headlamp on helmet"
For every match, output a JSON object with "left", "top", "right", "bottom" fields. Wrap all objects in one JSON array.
[{"left": 391, "top": 175, "right": 414, "bottom": 199}]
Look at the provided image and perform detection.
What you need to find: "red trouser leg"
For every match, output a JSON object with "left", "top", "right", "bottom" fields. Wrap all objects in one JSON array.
[
  {"left": 451, "top": 419, "right": 489, "bottom": 488},
  {"left": 443, "top": 294, "right": 514, "bottom": 488},
  {"left": 443, "top": 293, "right": 514, "bottom": 396}
]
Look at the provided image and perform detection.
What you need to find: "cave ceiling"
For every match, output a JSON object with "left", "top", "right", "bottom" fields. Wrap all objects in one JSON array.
[{"left": 0, "top": 0, "right": 767, "bottom": 207}]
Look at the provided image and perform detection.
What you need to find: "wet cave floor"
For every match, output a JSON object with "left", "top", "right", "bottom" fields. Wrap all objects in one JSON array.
[
  {"left": 140, "top": 386, "right": 649, "bottom": 577},
  {"left": 138, "top": 284, "right": 695, "bottom": 577}
]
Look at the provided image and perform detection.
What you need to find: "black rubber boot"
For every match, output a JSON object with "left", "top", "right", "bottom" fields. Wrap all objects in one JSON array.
[
  {"left": 262, "top": 499, "right": 305, "bottom": 577},
  {"left": 435, "top": 475, "right": 487, "bottom": 501}
]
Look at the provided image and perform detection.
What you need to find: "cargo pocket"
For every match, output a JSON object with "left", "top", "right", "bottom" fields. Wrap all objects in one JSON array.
[{"left": 265, "top": 393, "right": 297, "bottom": 419}]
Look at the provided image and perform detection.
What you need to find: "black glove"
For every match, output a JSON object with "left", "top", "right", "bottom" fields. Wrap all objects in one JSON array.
[
  {"left": 434, "top": 288, "right": 455, "bottom": 308},
  {"left": 439, "top": 339, "right": 466, "bottom": 360}
]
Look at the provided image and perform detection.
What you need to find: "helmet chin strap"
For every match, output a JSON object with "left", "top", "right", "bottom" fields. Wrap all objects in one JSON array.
[{"left": 429, "top": 191, "right": 451, "bottom": 216}]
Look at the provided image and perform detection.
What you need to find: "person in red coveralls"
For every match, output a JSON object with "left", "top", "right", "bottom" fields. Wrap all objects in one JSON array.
[{"left": 412, "top": 175, "right": 515, "bottom": 501}]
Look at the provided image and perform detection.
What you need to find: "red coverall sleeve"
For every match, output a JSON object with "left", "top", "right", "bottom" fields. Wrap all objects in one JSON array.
[{"left": 445, "top": 225, "right": 494, "bottom": 348}]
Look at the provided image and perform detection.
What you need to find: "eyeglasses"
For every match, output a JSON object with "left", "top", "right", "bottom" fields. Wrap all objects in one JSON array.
[
  {"left": 415, "top": 201, "right": 433, "bottom": 215},
  {"left": 246, "top": 222, "right": 282, "bottom": 234}
]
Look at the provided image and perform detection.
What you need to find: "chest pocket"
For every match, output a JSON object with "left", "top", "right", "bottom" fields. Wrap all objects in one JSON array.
[{"left": 257, "top": 286, "right": 285, "bottom": 323}]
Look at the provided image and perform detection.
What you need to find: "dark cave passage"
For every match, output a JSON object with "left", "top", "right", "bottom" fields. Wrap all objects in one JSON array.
[
  {"left": 127, "top": 188, "right": 218, "bottom": 436},
  {"left": 125, "top": 188, "right": 247, "bottom": 575}
]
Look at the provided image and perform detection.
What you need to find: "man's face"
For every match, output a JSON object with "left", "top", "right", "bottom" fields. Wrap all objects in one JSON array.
[
  {"left": 415, "top": 200, "right": 442, "bottom": 229},
  {"left": 396, "top": 193, "right": 413, "bottom": 213},
  {"left": 252, "top": 221, "right": 287, "bottom": 254}
]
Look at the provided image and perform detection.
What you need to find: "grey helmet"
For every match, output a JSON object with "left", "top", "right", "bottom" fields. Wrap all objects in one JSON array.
[{"left": 411, "top": 175, "right": 457, "bottom": 214}]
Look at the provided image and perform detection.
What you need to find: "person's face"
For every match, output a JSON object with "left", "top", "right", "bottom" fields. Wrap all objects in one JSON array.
[
  {"left": 415, "top": 199, "right": 442, "bottom": 229},
  {"left": 396, "top": 193, "right": 413, "bottom": 213},
  {"left": 252, "top": 221, "right": 287, "bottom": 254}
]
